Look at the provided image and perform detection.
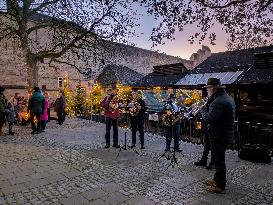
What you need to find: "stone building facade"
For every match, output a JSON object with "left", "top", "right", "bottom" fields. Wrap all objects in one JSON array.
[{"left": 0, "top": 14, "right": 211, "bottom": 100}]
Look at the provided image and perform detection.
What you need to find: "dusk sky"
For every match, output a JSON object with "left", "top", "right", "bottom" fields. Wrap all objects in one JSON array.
[
  {"left": 131, "top": 6, "right": 229, "bottom": 60},
  {"left": 0, "top": 1, "right": 230, "bottom": 60}
]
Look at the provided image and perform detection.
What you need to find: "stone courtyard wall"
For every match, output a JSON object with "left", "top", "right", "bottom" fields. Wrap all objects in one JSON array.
[{"left": 0, "top": 14, "right": 211, "bottom": 100}]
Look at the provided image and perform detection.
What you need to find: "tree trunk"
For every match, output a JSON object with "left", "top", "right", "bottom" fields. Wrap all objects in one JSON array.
[{"left": 25, "top": 52, "right": 39, "bottom": 93}]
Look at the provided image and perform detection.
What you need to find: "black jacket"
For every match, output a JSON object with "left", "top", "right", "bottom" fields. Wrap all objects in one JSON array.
[
  {"left": 201, "top": 89, "right": 236, "bottom": 144},
  {"left": 131, "top": 98, "right": 147, "bottom": 120}
]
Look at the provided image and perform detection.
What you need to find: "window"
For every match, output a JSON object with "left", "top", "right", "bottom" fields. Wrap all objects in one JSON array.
[{"left": 58, "top": 77, "right": 63, "bottom": 88}]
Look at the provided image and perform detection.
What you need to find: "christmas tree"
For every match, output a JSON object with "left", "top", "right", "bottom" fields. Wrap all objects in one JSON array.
[
  {"left": 116, "top": 81, "right": 131, "bottom": 105},
  {"left": 91, "top": 82, "right": 102, "bottom": 114},
  {"left": 73, "top": 83, "right": 85, "bottom": 115},
  {"left": 63, "top": 73, "right": 74, "bottom": 116}
]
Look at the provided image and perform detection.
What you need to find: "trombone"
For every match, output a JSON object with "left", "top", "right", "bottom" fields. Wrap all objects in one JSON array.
[{"left": 184, "top": 97, "right": 208, "bottom": 119}]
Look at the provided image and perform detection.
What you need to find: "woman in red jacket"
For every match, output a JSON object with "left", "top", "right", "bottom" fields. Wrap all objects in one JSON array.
[{"left": 101, "top": 87, "right": 120, "bottom": 148}]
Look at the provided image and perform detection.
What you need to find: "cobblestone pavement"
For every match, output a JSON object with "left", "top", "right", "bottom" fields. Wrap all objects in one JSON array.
[{"left": 0, "top": 118, "right": 272, "bottom": 205}]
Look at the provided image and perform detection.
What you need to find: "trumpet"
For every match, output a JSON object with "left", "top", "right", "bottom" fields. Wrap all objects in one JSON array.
[{"left": 184, "top": 98, "right": 208, "bottom": 119}]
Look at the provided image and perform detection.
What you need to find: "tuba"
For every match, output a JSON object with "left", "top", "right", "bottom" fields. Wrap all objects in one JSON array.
[{"left": 108, "top": 95, "right": 119, "bottom": 113}]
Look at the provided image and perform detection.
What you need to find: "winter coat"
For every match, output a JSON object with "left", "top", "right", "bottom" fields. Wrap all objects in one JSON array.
[
  {"left": 54, "top": 95, "right": 66, "bottom": 113},
  {"left": 5, "top": 107, "right": 16, "bottom": 123},
  {"left": 0, "top": 93, "right": 7, "bottom": 116},
  {"left": 40, "top": 98, "right": 49, "bottom": 121},
  {"left": 131, "top": 98, "right": 147, "bottom": 120},
  {"left": 28, "top": 91, "right": 45, "bottom": 114},
  {"left": 101, "top": 94, "right": 120, "bottom": 119},
  {"left": 201, "top": 89, "right": 236, "bottom": 144}
]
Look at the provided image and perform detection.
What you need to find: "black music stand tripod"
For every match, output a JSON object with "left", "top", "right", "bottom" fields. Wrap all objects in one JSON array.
[
  {"left": 158, "top": 121, "right": 184, "bottom": 174},
  {"left": 116, "top": 107, "right": 139, "bottom": 158}
]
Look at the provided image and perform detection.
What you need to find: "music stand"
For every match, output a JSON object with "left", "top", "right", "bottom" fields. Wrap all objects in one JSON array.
[
  {"left": 158, "top": 148, "right": 184, "bottom": 174},
  {"left": 116, "top": 105, "right": 139, "bottom": 158},
  {"left": 157, "top": 120, "right": 184, "bottom": 174}
]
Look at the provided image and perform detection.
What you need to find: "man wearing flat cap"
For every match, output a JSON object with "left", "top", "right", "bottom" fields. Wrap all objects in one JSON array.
[{"left": 200, "top": 78, "right": 235, "bottom": 194}]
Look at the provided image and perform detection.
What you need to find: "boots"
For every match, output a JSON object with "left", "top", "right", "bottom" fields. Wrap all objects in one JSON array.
[{"left": 194, "top": 158, "right": 207, "bottom": 167}]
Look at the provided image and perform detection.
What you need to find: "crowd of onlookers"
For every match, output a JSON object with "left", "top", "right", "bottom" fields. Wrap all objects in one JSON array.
[{"left": 0, "top": 86, "right": 66, "bottom": 136}]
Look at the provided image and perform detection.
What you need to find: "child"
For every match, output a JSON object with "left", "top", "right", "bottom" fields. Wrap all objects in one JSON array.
[
  {"left": 40, "top": 92, "right": 49, "bottom": 132},
  {"left": 5, "top": 102, "right": 16, "bottom": 135}
]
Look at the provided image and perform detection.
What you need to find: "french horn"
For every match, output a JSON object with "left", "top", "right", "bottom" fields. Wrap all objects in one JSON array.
[
  {"left": 108, "top": 95, "right": 119, "bottom": 113},
  {"left": 129, "top": 101, "right": 141, "bottom": 116},
  {"left": 162, "top": 105, "right": 182, "bottom": 126}
]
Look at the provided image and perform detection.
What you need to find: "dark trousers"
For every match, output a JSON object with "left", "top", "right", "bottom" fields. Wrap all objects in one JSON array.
[
  {"left": 201, "top": 132, "right": 213, "bottom": 163},
  {"left": 30, "top": 112, "right": 41, "bottom": 132},
  {"left": 131, "top": 117, "right": 144, "bottom": 147},
  {"left": 41, "top": 120, "right": 46, "bottom": 131},
  {"left": 57, "top": 110, "right": 65, "bottom": 124},
  {"left": 0, "top": 115, "right": 6, "bottom": 132},
  {"left": 211, "top": 142, "right": 228, "bottom": 189},
  {"left": 8, "top": 122, "right": 13, "bottom": 134},
  {"left": 47, "top": 108, "right": 50, "bottom": 122},
  {"left": 105, "top": 117, "right": 118, "bottom": 146},
  {"left": 165, "top": 123, "right": 180, "bottom": 150}
]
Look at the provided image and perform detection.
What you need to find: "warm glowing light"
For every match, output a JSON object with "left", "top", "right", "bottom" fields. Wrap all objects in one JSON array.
[{"left": 196, "top": 121, "right": 202, "bottom": 130}]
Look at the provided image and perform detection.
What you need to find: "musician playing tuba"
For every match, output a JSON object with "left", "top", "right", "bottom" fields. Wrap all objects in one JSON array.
[
  {"left": 129, "top": 91, "right": 147, "bottom": 149},
  {"left": 100, "top": 86, "right": 120, "bottom": 149},
  {"left": 162, "top": 93, "right": 182, "bottom": 152}
]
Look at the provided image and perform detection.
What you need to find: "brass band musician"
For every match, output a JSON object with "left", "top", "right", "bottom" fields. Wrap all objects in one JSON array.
[
  {"left": 129, "top": 91, "right": 147, "bottom": 149},
  {"left": 100, "top": 87, "right": 120, "bottom": 148},
  {"left": 194, "top": 96, "right": 215, "bottom": 169},
  {"left": 162, "top": 94, "right": 182, "bottom": 152}
]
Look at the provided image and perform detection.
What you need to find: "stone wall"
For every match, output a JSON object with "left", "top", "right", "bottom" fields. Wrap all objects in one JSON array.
[{"left": 0, "top": 15, "right": 211, "bottom": 100}]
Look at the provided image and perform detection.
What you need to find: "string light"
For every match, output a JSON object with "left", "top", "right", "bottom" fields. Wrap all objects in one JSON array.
[{"left": 91, "top": 82, "right": 102, "bottom": 114}]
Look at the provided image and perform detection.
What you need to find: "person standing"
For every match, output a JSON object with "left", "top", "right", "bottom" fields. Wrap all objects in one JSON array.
[
  {"left": 8, "top": 92, "right": 20, "bottom": 119},
  {"left": 162, "top": 94, "right": 182, "bottom": 152},
  {"left": 200, "top": 78, "right": 235, "bottom": 194},
  {"left": 194, "top": 96, "right": 215, "bottom": 169},
  {"left": 129, "top": 91, "right": 147, "bottom": 149},
  {"left": 40, "top": 92, "right": 49, "bottom": 132},
  {"left": 28, "top": 87, "right": 45, "bottom": 134},
  {"left": 5, "top": 102, "right": 16, "bottom": 135},
  {"left": 55, "top": 90, "right": 66, "bottom": 125},
  {"left": 100, "top": 87, "right": 120, "bottom": 148},
  {"left": 0, "top": 86, "right": 7, "bottom": 136}
]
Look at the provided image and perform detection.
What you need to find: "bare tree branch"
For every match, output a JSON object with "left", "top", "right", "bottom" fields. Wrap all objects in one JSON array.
[
  {"left": 50, "top": 58, "right": 85, "bottom": 74},
  {"left": 196, "top": 0, "right": 251, "bottom": 9},
  {"left": 29, "top": 0, "right": 60, "bottom": 15}
]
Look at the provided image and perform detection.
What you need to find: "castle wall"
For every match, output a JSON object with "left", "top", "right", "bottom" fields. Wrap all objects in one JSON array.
[{"left": 0, "top": 15, "right": 211, "bottom": 100}]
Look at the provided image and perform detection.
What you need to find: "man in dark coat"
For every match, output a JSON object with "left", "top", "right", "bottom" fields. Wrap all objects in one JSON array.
[
  {"left": 200, "top": 78, "right": 235, "bottom": 194},
  {"left": 28, "top": 87, "right": 45, "bottom": 134},
  {"left": 130, "top": 91, "right": 147, "bottom": 149},
  {"left": 194, "top": 96, "right": 215, "bottom": 169},
  {"left": 162, "top": 94, "right": 182, "bottom": 152},
  {"left": 55, "top": 90, "right": 66, "bottom": 125}
]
